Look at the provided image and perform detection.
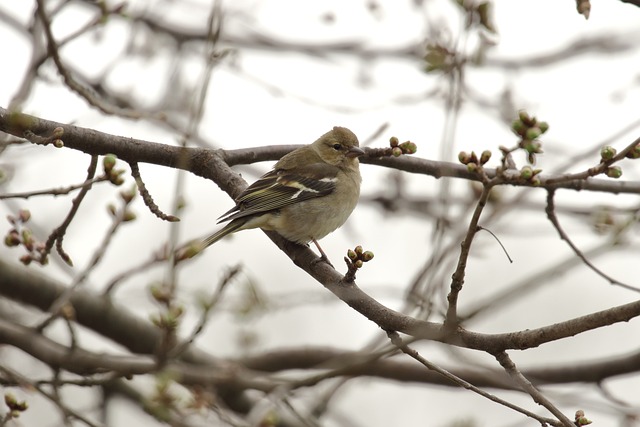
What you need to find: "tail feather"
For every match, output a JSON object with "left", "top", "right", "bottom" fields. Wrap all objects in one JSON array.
[{"left": 201, "top": 219, "right": 246, "bottom": 249}]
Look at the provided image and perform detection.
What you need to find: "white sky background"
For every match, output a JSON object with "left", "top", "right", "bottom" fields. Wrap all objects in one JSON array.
[{"left": 1, "top": 0, "right": 640, "bottom": 426}]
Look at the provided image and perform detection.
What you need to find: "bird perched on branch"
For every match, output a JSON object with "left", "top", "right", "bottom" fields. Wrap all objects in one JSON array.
[{"left": 200, "top": 126, "right": 364, "bottom": 260}]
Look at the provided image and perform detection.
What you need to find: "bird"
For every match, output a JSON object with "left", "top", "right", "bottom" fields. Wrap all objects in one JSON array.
[{"left": 199, "top": 126, "right": 364, "bottom": 261}]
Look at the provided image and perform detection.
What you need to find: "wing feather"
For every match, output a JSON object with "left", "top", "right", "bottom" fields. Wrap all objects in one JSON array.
[{"left": 217, "top": 163, "right": 339, "bottom": 223}]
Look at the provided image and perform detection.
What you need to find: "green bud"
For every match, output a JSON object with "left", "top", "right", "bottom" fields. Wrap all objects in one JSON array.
[
  {"left": 163, "top": 313, "right": 179, "bottom": 329},
  {"left": 108, "top": 169, "right": 125, "bottom": 185},
  {"left": 107, "top": 204, "right": 117, "bottom": 216},
  {"left": 466, "top": 162, "right": 478, "bottom": 173},
  {"left": 625, "top": 144, "right": 640, "bottom": 159},
  {"left": 354, "top": 259, "right": 364, "bottom": 269},
  {"left": 480, "top": 150, "right": 491, "bottom": 165},
  {"left": 169, "top": 305, "right": 184, "bottom": 319},
  {"left": 354, "top": 245, "right": 363, "bottom": 255},
  {"left": 520, "top": 166, "right": 533, "bottom": 180},
  {"left": 511, "top": 119, "right": 525, "bottom": 136},
  {"left": 150, "top": 285, "right": 170, "bottom": 304},
  {"left": 523, "top": 140, "right": 542, "bottom": 154},
  {"left": 103, "top": 154, "right": 117, "bottom": 173},
  {"left": 347, "top": 249, "right": 357, "bottom": 261},
  {"left": 53, "top": 139, "right": 64, "bottom": 148},
  {"left": 18, "top": 209, "right": 31, "bottom": 223},
  {"left": 600, "top": 146, "right": 617, "bottom": 161},
  {"left": 4, "top": 393, "right": 17, "bottom": 407},
  {"left": 150, "top": 314, "right": 162, "bottom": 327},
  {"left": 391, "top": 147, "right": 402, "bottom": 157},
  {"left": 119, "top": 187, "right": 136, "bottom": 204},
  {"left": 5, "top": 230, "right": 20, "bottom": 247},
  {"left": 60, "top": 252, "right": 73, "bottom": 266},
  {"left": 518, "top": 110, "right": 532, "bottom": 125},
  {"left": 399, "top": 141, "right": 417, "bottom": 154},
  {"left": 458, "top": 151, "right": 470, "bottom": 164},
  {"left": 537, "top": 121, "right": 549, "bottom": 133},
  {"left": 122, "top": 210, "right": 137, "bottom": 222},
  {"left": 606, "top": 166, "right": 622, "bottom": 179},
  {"left": 530, "top": 176, "right": 541, "bottom": 186},
  {"left": 389, "top": 136, "right": 399, "bottom": 147},
  {"left": 469, "top": 151, "right": 478, "bottom": 164},
  {"left": 3, "top": 394, "right": 27, "bottom": 413},
  {"left": 525, "top": 127, "right": 541, "bottom": 141},
  {"left": 52, "top": 127, "right": 64, "bottom": 138},
  {"left": 362, "top": 251, "right": 374, "bottom": 262},
  {"left": 21, "top": 228, "right": 32, "bottom": 241}
]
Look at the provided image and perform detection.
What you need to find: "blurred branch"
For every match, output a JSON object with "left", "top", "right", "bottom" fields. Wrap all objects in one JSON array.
[{"left": 34, "top": 0, "right": 149, "bottom": 119}]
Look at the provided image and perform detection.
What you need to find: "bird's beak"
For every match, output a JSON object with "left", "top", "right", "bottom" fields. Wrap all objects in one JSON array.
[{"left": 346, "top": 146, "right": 365, "bottom": 158}]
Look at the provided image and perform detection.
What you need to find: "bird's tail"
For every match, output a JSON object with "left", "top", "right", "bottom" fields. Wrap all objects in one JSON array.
[{"left": 201, "top": 219, "right": 245, "bottom": 249}]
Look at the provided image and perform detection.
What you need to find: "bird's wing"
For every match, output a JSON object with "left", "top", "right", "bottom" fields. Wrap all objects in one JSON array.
[{"left": 217, "top": 163, "right": 339, "bottom": 223}]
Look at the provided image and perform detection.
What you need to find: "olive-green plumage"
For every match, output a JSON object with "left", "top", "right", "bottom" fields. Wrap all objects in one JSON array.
[{"left": 201, "top": 126, "right": 363, "bottom": 258}]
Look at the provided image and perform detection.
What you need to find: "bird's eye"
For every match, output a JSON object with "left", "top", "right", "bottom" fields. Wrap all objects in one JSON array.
[{"left": 332, "top": 143, "right": 342, "bottom": 151}]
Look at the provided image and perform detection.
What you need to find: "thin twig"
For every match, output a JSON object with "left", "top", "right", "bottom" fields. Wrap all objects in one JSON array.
[
  {"left": 102, "top": 249, "right": 167, "bottom": 296},
  {"left": 386, "top": 331, "right": 564, "bottom": 427},
  {"left": 167, "top": 264, "right": 241, "bottom": 359},
  {"left": 545, "top": 189, "right": 639, "bottom": 292},
  {"left": 544, "top": 136, "right": 640, "bottom": 186},
  {"left": 446, "top": 178, "right": 495, "bottom": 326},
  {"left": 34, "top": 0, "right": 153, "bottom": 120},
  {"left": 43, "top": 155, "right": 99, "bottom": 266},
  {"left": 0, "top": 175, "right": 108, "bottom": 199},
  {"left": 37, "top": 195, "right": 133, "bottom": 331},
  {"left": 494, "top": 351, "right": 574, "bottom": 427},
  {"left": 129, "top": 161, "right": 179, "bottom": 222},
  {"left": 0, "top": 365, "right": 103, "bottom": 427}
]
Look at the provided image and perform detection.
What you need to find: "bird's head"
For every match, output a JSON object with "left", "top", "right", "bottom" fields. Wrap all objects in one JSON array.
[{"left": 313, "top": 126, "right": 365, "bottom": 167}]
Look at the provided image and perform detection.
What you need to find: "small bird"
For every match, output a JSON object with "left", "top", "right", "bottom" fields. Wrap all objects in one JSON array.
[{"left": 200, "top": 126, "right": 364, "bottom": 260}]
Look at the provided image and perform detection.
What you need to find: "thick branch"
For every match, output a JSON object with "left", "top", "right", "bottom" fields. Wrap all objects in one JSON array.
[{"left": 2, "top": 108, "right": 640, "bottom": 194}]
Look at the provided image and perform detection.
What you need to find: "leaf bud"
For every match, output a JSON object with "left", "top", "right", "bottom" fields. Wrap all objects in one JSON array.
[
  {"left": 18, "top": 209, "right": 31, "bottom": 223},
  {"left": 480, "top": 150, "right": 491, "bottom": 165},
  {"left": 362, "top": 251, "right": 374, "bottom": 262},
  {"left": 4, "top": 230, "right": 20, "bottom": 247},
  {"left": 606, "top": 166, "right": 622, "bottom": 179},
  {"left": 520, "top": 166, "right": 533, "bottom": 180},
  {"left": 122, "top": 210, "right": 137, "bottom": 222},
  {"left": 103, "top": 154, "right": 117, "bottom": 173},
  {"left": 458, "top": 151, "right": 471, "bottom": 164},
  {"left": 625, "top": 144, "right": 640, "bottom": 159},
  {"left": 399, "top": 141, "right": 417, "bottom": 154},
  {"left": 537, "top": 121, "right": 549, "bottom": 133},
  {"left": 600, "top": 145, "right": 617, "bottom": 161},
  {"left": 511, "top": 119, "right": 525, "bottom": 136},
  {"left": 518, "top": 110, "right": 533, "bottom": 125},
  {"left": 525, "top": 127, "right": 541, "bottom": 141}
]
